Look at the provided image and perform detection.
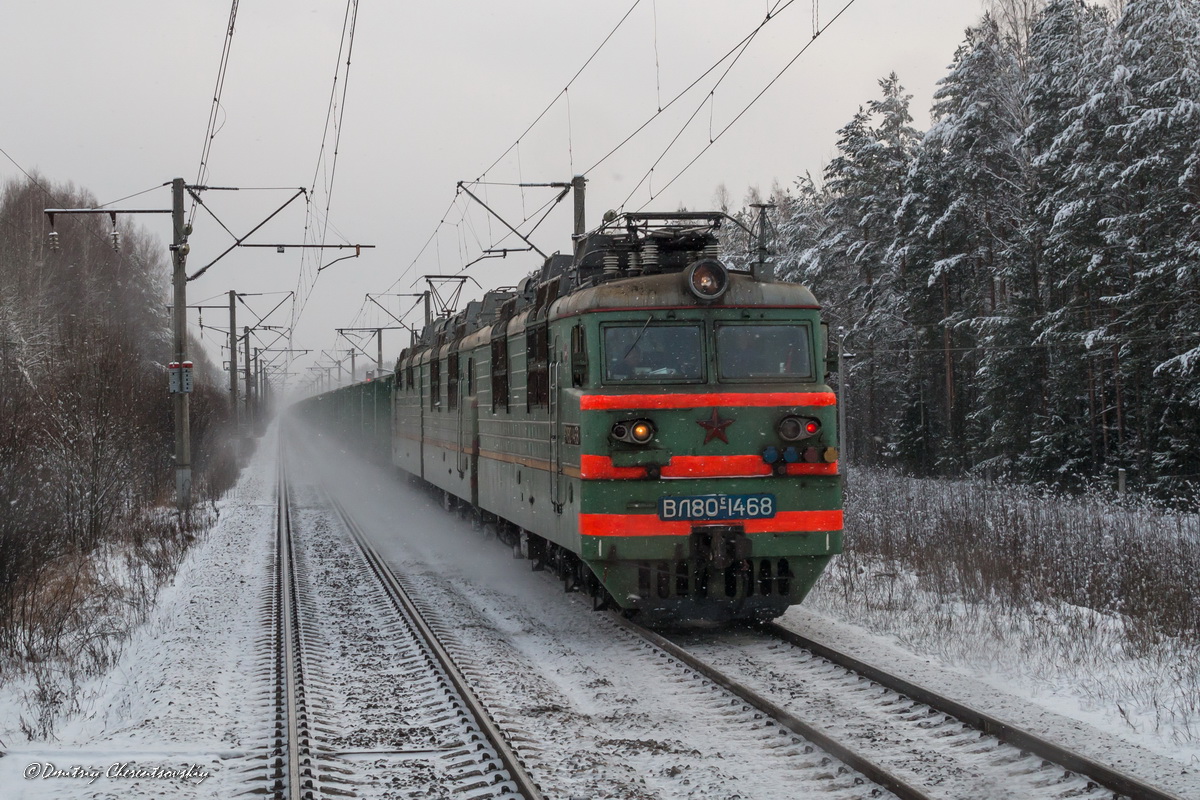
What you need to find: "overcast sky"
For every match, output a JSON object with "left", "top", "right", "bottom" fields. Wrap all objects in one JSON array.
[{"left": 1, "top": 1, "right": 987, "bottom": 391}]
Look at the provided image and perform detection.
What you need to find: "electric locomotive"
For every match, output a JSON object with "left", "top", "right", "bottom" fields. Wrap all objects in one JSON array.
[{"left": 391, "top": 211, "right": 842, "bottom": 623}]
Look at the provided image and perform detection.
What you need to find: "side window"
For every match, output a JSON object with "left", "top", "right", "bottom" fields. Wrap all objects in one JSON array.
[
  {"left": 430, "top": 357, "right": 441, "bottom": 410},
  {"left": 526, "top": 324, "right": 549, "bottom": 410},
  {"left": 491, "top": 336, "right": 509, "bottom": 412},
  {"left": 447, "top": 351, "right": 459, "bottom": 410},
  {"left": 405, "top": 363, "right": 414, "bottom": 391},
  {"left": 467, "top": 357, "right": 474, "bottom": 396},
  {"left": 570, "top": 323, "right": 588, "bottom": 387}
]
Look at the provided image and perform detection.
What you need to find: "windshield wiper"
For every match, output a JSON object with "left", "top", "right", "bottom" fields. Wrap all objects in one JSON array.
[{"left": 623, "top": 315, "right": 654, "bottom": 359}]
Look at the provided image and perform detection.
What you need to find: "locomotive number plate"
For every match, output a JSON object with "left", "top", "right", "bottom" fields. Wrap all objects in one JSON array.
[{"left": 658, "top": 494, "right": 776, "bottom": 522}]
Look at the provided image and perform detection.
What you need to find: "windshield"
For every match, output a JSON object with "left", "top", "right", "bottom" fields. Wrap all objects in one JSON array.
[
  {"left": 716, "top": 324, "right": 813, "bottom": 380},
  {"left": 603, "top": 324, "right": 703, "bottom": 382}
]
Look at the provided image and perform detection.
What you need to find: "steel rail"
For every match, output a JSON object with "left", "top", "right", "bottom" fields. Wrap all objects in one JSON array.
[
  {"left": 274, "top": 455, "right": 317, "bottom": 800},
  {"left": 329, "top": 497, "right": 545, "bottom": 800},
  {"left": 763, "top": 622, "right": 1187, "bottom": 800},
  {"left": 613, "top": 614, "right": 933, "bottom": 800}
]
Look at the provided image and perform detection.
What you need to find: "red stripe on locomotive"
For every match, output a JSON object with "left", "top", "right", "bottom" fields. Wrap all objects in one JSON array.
[
  {"left": 579, "top": 391, "right": 837, "bottom": 411},
  {"left": 579, "top": 509, "right": 844, "bottom": 537}
]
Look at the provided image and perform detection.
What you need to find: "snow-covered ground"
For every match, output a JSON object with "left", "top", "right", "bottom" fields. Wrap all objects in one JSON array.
[
  {"left": 0, "top": 427, "right": 280, "bottom": 799},
  {"left": 1, "top": 417, "right": 1196, "bottom": 798}
]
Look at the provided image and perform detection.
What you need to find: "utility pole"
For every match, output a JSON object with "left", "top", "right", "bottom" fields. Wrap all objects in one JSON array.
[
  {"left": 229, "top": 291, "right": 238, "bottom": 427},
  {"left": 337, "top": 327, "right": 405, "bottom": 380},
  {"left": 838, "top": 329, "right": 847, "bottom": 465},
  {"left": 244, "top": 326, "right": 252, "bottom": 422},
  {"left": 164, "top": 297, "right": 243, "bottom": 429},
  {"left": 258, "top": 350, "right": 268, "bottom": 416},
  {"left": 572, "top": 174, "right": 586, "bottom": 261},
  {"left": 169, "top": 179, "right": 192, "bottom": 508},
  {"left": 168, "top": 298, "right": 241, "bottom": 433},
  {"left": 750, "top": 203, "right": 775, "bottom": 282}
]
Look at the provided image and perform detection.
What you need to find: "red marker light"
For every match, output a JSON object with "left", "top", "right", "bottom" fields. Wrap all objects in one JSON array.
[{"left": 779, "top": 415, "right": 820, "bottom": 441}]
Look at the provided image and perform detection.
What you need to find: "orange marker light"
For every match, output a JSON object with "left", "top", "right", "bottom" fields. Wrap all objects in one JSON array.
[{"left": 631, "top": 421, "right": 654, "bottom": 444}]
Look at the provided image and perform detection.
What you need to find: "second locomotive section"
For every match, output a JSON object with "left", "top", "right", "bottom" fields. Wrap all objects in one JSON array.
[{"left": 393, "top": 213, "right": 842, "bottom": 622}]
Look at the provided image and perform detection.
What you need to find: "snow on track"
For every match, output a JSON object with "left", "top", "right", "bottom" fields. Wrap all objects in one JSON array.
[
  {"left": 290, "top": 425, "right": 890, "bottom": 799},
  {"left": 0, "top": 427, "right": 281, "bottom": 800},
  {"left": 3, "top": 416, "right": 1194, "bottom": 800}
]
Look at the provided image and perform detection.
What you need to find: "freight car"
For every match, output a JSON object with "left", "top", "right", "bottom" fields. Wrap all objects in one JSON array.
[{"left": 305, "top": 210, "right": 843, "bottom": 623}]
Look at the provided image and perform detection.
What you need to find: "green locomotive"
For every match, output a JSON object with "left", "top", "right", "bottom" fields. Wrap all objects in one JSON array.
[{"left": 308, "top": 212, "right": 842, "bottom": 623}]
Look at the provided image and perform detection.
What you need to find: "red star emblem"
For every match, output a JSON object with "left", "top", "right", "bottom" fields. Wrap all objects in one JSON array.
[{"left": 697, "top": 408, "right": 733, "bottom": 444}]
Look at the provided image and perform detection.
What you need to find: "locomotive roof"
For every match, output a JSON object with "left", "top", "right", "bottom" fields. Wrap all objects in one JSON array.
[
  {"left": 550, "top": 270, "right": 820, "bottom": 320},
  {"left": 404, "top": 210, "right": 820, "bottom": 357}
]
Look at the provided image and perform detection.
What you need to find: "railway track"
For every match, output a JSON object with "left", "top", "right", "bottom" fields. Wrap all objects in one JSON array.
[
  {"left": 616, "top": 616, "right": 1188, "bottom": 800},
  {"left": 327, "top": 494, "right": 546, "bottom": 800},
  {"left": 267, "top": 457, "right": 336, "bottom": 799},
  {"left": 265, "top": 439, "right": 543, "bottom": 799},
  {"left": 760, "top": 621, "right": 1187, "bottom": 800},
  {"left": 275, "top": 430, "right": 1190, "bottom": 798}
]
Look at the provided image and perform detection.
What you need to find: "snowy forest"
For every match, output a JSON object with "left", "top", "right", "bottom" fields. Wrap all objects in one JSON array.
[
  {"left": 0, "top": 176, "right": 235, "bottom": 669},
  {"left": 722, "top": 0, "right": 1199, "bottom": 501}
]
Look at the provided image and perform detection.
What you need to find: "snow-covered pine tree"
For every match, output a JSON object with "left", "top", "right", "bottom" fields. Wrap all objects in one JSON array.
[
  {"left": 894, "top": 18, "right": 1027, "bottom": 474},
  {"left": 775, "top": 174, "right": 828, "bottom": 287},
  {"left": 1100, "top": 0, "right": 1200, "bottom": 496},
  {"left": 802, "top": 74, "right": 919, "bottom": 466},
  {"left": 942, "top": 16, "right": 1040, "bottom": 479},
  {"left": 1023, "top": 0, "right": 1114, "bottom": 484}
]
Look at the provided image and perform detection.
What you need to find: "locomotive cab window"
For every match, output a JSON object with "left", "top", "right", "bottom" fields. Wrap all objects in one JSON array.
[
  {"left": 603, "top": 323, "right": 703, "bottom": 383},
  {"left": 716, "top": 323, "right": 813, "bottom": 380}
]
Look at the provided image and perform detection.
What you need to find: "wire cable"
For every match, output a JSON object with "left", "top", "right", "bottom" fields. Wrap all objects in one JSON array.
[
  {"left": 291, "top": 0, "right": 361, "bottom": 337},
  {"left": 474, "top": 0, "right": 643, "bottom": 182},
  {"left": 190, "top": 0, "right": 241, "bottom": 226},
  {"left": 633, "top": 0, "right": 858, "bottom": 210},
  {"left": 582, "top": 0, "right": 799, "bottom": 179},
  {"left": 617, "top": 5, "right": 775, "bottom": 210}
]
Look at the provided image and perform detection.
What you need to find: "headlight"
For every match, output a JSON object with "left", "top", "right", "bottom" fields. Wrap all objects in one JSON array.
[
  {"left": 612, "top": 419, "right": 656, "bottom": 445},
  {"left": 779, "top": 415, "right": 820, "bottom": 441},
  {"left": 684, "top": 259, "right": 729, "bottom": 302}
]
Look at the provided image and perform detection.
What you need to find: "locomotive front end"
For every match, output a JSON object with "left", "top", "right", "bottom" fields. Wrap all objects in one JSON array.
[{"left": 562, "top": 256, "right": 844, "bottom": 622}]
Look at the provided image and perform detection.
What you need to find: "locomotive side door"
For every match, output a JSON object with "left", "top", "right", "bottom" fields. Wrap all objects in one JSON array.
[
  {"left": 459, "top": 356, "right": 480, "bottom": 506},
  {"left": 550, "top": 333, "right": 563, "bottom": 513},
  {"left": 417, "top": 359, "right": 426, "bottom": 479},
  {"left": 456, "top": 356, "right": 467, "bottom": 475}
]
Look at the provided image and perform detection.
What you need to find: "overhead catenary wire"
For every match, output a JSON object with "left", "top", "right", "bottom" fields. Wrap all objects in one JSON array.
[
  {"left": 374, "top": 2, "right": 790, "bottom": 329},
  {"left": 582, "top": 0, "right": 798, "bottom": 179},
  {"left": 291, "top": 0, "right": 361, "bottom": 343},
  {"left": 457, "top": 0, "right": 803, "bottom": 276},
  {"left": 633, "top": 0, "right": 859, "bottom": 211},
  {"left": 350, "top": 0, "right": 847, "bottom": 365},
  {"left": 190, "top": 0, "right": 241, "bottom": 227},
  {"left": 616, "top": 0, "right": 781, "bottom": 210},
  {"left": 98, "top": 184, "right": 167, "bottom": 208},
  {"left": 652, "top": 0, "right": 662, "bottom": 111},
  {"left": 0, "top": 145, "right": 165, "bottom": 254},
  {"left": 473, "top": 0, "right": 644, "bottom": 183}
]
